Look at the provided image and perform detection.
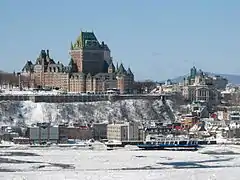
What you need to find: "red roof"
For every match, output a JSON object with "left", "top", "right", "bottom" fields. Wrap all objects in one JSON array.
[{"left": 174, "top": 126, "right": 182, "bottom": 130}]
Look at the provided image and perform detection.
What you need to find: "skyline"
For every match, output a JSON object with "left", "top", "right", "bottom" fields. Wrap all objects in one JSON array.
[{"left": 1, "top": 0, "right": 240, "bottom": 81}]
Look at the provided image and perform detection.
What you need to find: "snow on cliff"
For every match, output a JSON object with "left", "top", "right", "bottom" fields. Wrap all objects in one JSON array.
[{"left": 0, "top": 99, "right": 175, "bottom": 126}]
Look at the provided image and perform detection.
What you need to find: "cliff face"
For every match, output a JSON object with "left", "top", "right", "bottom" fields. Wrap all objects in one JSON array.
[{"left": 0, "top": 99, "right": 175, "bottom": 126}]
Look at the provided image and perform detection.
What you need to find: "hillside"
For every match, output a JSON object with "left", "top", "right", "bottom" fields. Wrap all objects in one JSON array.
[
  {"left": 0, "top": 99, "right": 175, "bottom": 126},
  {"left": 168, "top": 73, "right": 240, "bottom": 85}
]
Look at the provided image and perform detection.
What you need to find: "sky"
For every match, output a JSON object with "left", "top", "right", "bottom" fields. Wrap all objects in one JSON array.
[{"left": 1, "top": 0, "right": 240, "bottom": 81}]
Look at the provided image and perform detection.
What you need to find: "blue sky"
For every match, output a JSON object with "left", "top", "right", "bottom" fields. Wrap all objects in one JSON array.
[{"left": 1, "top": 0, "right": 240, "bottom": 81}]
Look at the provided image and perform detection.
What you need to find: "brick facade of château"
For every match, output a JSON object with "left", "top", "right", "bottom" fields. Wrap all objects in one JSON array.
[{"left": 21, "top": 31, "right": 134, "bottom": 93}]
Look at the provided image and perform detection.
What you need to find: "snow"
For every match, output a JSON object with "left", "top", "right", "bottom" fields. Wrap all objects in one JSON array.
[
  {"left": 0, "top": 90, "right": 60, "bottom": 96},
  {"left": 0, "top": 144, "right": 240, "bottom": 179},
  {"left": 0, "top": 99, "right": 174, "bottom": 126},
  {"left": 199, "top": 144, "right": 240, "bottom": 155}
]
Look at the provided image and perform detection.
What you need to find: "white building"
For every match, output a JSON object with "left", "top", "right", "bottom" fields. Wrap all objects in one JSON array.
[
  {"left": 107, "top": 121, "right": 141, "bottom": 142},
  {"left": 107, "top": 123, "right": 128, "bottom": 141}
]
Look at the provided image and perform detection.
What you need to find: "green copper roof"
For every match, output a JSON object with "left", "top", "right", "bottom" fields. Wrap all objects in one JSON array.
[
  {"left": 117, "top": 63, "right": 127, "bottom": 74},
  {"left": 70, "top": 42, "right": 74, "bottom": 50},
  {"left": 73, "top": 31, "right": 100, "bottom": 49},
  {"left": 127, "top": 67, "right": 133, "bottom": 75}
]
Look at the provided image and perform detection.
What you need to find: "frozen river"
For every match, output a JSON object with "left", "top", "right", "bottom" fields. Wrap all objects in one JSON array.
[{"left": 0, "top": 144, "right": 240, "bottom": 180}]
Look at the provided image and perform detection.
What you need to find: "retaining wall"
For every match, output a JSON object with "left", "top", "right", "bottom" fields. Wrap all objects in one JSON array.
[{"left": 0, "top": 94, "right": 169, "bottom": 103}]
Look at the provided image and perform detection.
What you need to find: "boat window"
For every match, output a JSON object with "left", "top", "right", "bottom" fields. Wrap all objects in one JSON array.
[{"left": 179, "top": 141, "right": 187, "bottom": 145}]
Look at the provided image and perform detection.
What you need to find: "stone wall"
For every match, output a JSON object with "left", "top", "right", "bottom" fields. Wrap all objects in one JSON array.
[{"left": 0, "top": 94, "right": 168, "bottom": 103}]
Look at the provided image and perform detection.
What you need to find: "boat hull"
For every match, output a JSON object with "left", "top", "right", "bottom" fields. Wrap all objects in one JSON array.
[{"left": 137, "top": 144, "right": 199, "bottom": 151}]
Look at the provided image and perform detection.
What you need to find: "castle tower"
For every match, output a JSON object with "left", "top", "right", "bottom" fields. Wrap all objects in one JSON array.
[
  {"left": 116, "top": 63, "right": 127, "bottom": 94},
  {"left": 108, "top": 62, "right": 115, "bottom": 73},
  {"left": 69, "top": 31, "right": 106, "bottom": 74},
  {"left": 102, "top": 41, "right": 111, "bottom": 65}
]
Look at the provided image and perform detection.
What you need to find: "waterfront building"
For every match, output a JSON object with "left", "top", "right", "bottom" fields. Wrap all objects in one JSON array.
[
  {"left": 28, "top": 123, "right": 59, "bottom": 144},
  {"left": 107, "top": 121, "right": 141, "bottom": 142}
]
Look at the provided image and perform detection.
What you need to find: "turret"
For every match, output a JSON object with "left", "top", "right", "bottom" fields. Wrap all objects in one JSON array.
[
  {"left": 108, "top": 62, "right": 115, "bottom": 73},
  {"left": 127, "top": 67, "right": 133, "bottom": 76},
  {"left": 68, "top": 58, "right": 77, "bottom": 73},
  {"left": 117, "top": 63, "right": 126, "bottom": 75},
  {"left": 70, "top": 42, "right": 74, "bottom": 50}
]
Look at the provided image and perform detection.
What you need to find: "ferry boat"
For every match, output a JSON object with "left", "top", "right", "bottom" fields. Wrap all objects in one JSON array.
[{"left": 137, "top": 135, "right": 199, "bottom": 151}]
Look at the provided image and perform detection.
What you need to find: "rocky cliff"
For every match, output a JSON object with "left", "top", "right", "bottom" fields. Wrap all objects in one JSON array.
[{"left": 0, "top": 99, "right": 175, "bottom": 126}]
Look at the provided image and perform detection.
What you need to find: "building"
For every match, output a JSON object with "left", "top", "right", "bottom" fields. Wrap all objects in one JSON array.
[
  {"left": 21, "top": 31, "right": 134, "bottom": 94},
  {"left": 28, "top": 123, "right": 59, "bottom": 144},
  {"left": 217, "top": 109, "right": 228, "bottom": 121},
  {"left": 127, "top": 121, "right": 140, "bottom": 141},
  {"left": 181, "top": 114, "right": 199, "bottom": 130},
  {"left": 107, "top": 123, "right": 128, "bottom": 141},
  {"left": 0, "top": 126, "right": 20, "bottom": 141},
  {"left": 228, "top": 111, "right": 240, "bottom": 121},
  {"left": 59, "top": 126, "right": 92, "bottom": 141},
  {"left": 92, "top": 123, "right": 107, "bottom": 140},
  {"left": 107, "top": 121, "right": 141, "bottom": 142},
  {"left": 182, "top": 66, "right": 227, "bottom": 105},
  {"left": 191, "top": 101, "right": 209, "bottom": 118}
]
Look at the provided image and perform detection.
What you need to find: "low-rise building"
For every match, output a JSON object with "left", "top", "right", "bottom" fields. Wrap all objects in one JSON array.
[
  {"left": 217, "top": 110, "right": 228, "bottom": 121},
  {"left": 181, "top": 114, "right": 199, "bottom": 130},
  {"left": 28, "top": 123, "right": 59, "bottom": 144},
  {"left": 107, "top": 121, "right": 141, "bottom": 142},
  {"left": 92, "top": 123, "right": 107, "bottom": 140},
  {"left": 107, "top": 123, "right": 128, "bottom": 141},
  {"left": 0, "top": 126, "right": 20, "bottom": 141},
  {"left": 229, "top": 111, "right": 240, "bottom": 121},
  {"left": 59, "top": 126, "right": 92, "bottom": 141}
]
